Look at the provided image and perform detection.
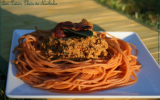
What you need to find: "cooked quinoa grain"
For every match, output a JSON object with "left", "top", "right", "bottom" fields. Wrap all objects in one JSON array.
[{"left": 42, "top": 35, "right": 108, "bottom": 61}]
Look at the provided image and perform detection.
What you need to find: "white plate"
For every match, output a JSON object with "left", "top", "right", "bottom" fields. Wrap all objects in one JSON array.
[{"left": 6, "top": 30, "right": 160, "bottom": 98}]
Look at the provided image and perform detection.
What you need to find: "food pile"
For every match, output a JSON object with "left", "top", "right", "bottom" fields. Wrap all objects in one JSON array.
[
  {"left": 42, "top": 19, "right": 108, "bottom": 60},
  {"left": 12, "top": 18, "right": 141, "bottom": 93}
]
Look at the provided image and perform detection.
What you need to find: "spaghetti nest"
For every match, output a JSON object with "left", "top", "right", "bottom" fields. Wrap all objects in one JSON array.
[{"left": 12, "top": 27, "right": 141, "bottom": 93}]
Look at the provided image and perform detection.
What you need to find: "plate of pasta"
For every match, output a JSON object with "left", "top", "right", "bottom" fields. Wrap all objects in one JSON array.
[{"left": 6, "top": 19, "right": 160, "bottom": 98}]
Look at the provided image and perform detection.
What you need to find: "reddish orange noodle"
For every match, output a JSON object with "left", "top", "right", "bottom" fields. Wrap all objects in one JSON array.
[{"left": 12, "top": 27, "right": 141, "bottom": 93}]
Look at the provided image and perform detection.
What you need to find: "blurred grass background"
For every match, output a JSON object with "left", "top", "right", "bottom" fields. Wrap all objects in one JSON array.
[{"left": 98, "top": 0, "right": 159, "bottom": 31}]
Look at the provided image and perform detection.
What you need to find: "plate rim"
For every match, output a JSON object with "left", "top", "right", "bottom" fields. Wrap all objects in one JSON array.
[{"left": 5, "top": 29, "right": 160, "bottom": 98}]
